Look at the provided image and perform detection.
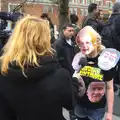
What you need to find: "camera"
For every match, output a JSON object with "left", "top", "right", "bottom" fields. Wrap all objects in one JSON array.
[{"left": 0, "top": 12, "right": 23, "bottom": 49}]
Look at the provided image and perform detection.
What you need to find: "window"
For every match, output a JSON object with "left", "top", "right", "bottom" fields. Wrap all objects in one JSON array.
[
  {"left": 69, "top": 8, "right": 77, "bottom": 15},
  {"left": 90, "top": 0, "right": 95, "bottom": 3},
  {"left": 95, "top": 0, "right": 102, "bottom": 6},
  {"left": 27, "top": 0, "right": 52, "bottom": 2},
  {"left": 80, "top": 0, "right": 85, "bottom": 4},
  {"left": 43, "top": 6, "right": 49, "bottom": 13},
  {"left": 69, "top": 8, "right": 73, "bottom": 14},
  {"left": 80, "top": 9, "right": 84, "bottom": 16},
  {"left": 84, "top": 9, "right": 88, "bottom": 16},
  {"left": 48, "top": 6, "right": 53, "bottom": 13},
  {"left": 76, "top": 0, "right": 80, "bottom": 4},
  {"left": 73, "top": 8, "right": 77, "bottom": 15},
  {"left": 86, "top": 0, "right": 90, "bottom": 5},
  {"left": 43, "top": 6, "right": 53, "bottom": 13},
  {"left": 69, "top": 0, "right": 72, "bottom": 2},
  {"left": 106, "top": 1, "right": 113, "bottom": 9},
  {"left": 8, "top": 3, "right": 21, "bottom": 12}
]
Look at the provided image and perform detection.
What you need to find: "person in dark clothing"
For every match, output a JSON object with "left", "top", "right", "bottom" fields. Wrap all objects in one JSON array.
[
  {"left": 0, "top": 15, "right": 74, "bottom": 120},
  {"left": 41, "top": 13, "right": 54, "bottom": 30},
  {"left": 41, "top": 13, "right": 55, "bottom": 44},
  {"left": 101, "top": 4, "right": 120, "bottom": 50},
  {"left": 97, "top": 10, "right": 105, "bottom": 34},
  {"left": 109, "top": 2, "right": 120, "bottom": 22},
  {"left": 101, "top": 2, "right": 120, "bottom": 86},
  {"left": 53, "top": 23, "right": 78, "bottom": 76},
  {"left": 112, "top": 7, "right": 120, "bottom": 85},
  {"left": 53, "top": 23, "right": 79, "bottom": 120},
  {"left": 101, "top": 2, "right": 120, "bottom": 51},
  {"left": 70, "top": 14, "right": 79, "bottom": 25},
  {"left": 69, "top": 14, "right": 80, "bottom": 36},
  {"left": 82, "top": 3, "right": 103, "bottom": 34}
]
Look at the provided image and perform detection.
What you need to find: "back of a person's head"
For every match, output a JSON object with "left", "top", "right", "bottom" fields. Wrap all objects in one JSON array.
[
  {"left": 0, "top": 15, "right": 53, "bottom": 75},
  {"left": 70, "top": 14, "right": 79, "bottom": 24},
  {"left": 88, "top": 3, "right": 97, "bottom": 13},
  {"left": 112, "top": 2, "right": 120, "bottom": 13},
  {"left": 40, "top": 13, "right": 53, "bottom": 28},
  {"left": 41, "top": 13, "right": 49, "bottom": 19}
]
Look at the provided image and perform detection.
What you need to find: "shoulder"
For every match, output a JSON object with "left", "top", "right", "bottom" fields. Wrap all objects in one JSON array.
[
  {"left": 55, "top": 67, "right": 71, "bottom": 80},
  {"left": 54, "top": 67, "right": 71, "bottom": 79},
  {"left": 53, "top": 39, "right": 64, "bottom": 51},
  {"left": 51, "top": 67, "right": 72, "bottom": 88},
  {"left": 103, "top": 67, "right": 116, "bottom": 82},
  {"left": 87, "top": 17, "right": 96, "bottom": 22}
]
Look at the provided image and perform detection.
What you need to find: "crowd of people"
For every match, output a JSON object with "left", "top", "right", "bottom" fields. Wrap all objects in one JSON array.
[{"left": 0, "top": 1, "right": 120, "bottom": 120}]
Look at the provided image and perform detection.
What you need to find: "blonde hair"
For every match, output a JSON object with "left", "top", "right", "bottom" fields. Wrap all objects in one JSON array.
[
  {"left": 96, "top": 34, "right": 105, "bottom": 54},
  {"left": 0, "top": 15, "right": 54, "bottom": 75}
]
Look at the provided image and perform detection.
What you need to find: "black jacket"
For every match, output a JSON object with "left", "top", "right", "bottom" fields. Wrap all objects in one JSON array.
[
  {"left": 109, "top": 12, "right": 120, "bottom": 22},
  {"left": 109, "top": 13, "right": 120, "bottom": 35},
  {"left": 53, "top": 34, "right": 77, "bottom": 76},
  {"left": 82, "top": 14, "right": 99, "bottom": 31},
  {"left": 101, "top": 12, "right": 120, "bottom": 51},
  {"left": 82, "top": 13, "right": 103, "bottom": 34},
  {"left": 0, "top": 56, "right": 73, "bottom": 120}
]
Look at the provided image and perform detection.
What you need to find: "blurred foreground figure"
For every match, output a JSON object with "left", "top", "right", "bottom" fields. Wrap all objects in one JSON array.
[{"left": 0, "top": 15, "right": 73, "bottom": 120}]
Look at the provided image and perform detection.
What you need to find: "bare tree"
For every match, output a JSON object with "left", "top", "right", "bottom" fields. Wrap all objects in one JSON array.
[
  {"left": 58, "top": 0, "right": 69, "bottom": 31},
  {"left": 13, "top": 0, "right": 27, "bottom": 13}
]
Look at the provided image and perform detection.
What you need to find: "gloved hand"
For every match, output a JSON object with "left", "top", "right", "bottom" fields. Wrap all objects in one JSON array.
[{"left": 73, "top": 71, "right": 86, "bottom": 97}]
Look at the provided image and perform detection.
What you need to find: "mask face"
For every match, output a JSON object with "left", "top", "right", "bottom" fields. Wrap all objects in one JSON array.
[
  {"left": 87, "top": 82, "right": 105, "bottom": 103},
  {"left": 98, "top": 48, "right": 120, "bottom": 71},
  {"left": 77, "top": 34, "right": 94, "bottom": 55}
]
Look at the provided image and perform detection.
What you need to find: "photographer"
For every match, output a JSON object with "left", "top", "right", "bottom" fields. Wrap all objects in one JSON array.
[{"left": 0, "top": 12, "right": 23, "bottom": 49}]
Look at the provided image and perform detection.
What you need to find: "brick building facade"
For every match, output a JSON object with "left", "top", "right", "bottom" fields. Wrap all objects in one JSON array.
[{"left": 0, "top": 0, "right": 115, "bottom": 27}]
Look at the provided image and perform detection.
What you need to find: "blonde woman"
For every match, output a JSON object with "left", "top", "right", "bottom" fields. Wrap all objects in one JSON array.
[
  {"left": 72, "top": 26, "right": 116, "bottom": 120},
  {"left": 0, "top": 15, "right": 73, "bottom": 120}
]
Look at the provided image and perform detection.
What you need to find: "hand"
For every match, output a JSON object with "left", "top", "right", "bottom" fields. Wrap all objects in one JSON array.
[
  {"left": 105, "top": 112, "right": 113, "bottom": 120},
  {"left": 73, "top": 71, "right": 86, "bottom": 97},
  {"left": 73, "top": 71, "right": 81, "bottom": 79}
]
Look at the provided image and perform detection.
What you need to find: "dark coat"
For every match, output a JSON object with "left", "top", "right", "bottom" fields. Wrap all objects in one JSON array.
[
  {"left": 109, "top": 12, "right": 120, "bottom": 22},
  {"left": 82, "top": 13, "right": 103, "bottom": 34},
  {"left": 53, "top": 34, "right": 78, "bottom": 76},
  {"left": 0, "top": 56, "right": 73, "bottom": 120},
  {"left": 109, "top": 12, "right": 120, "bottom": 36},
  {"left": 101, "top": 12, "right": 120, "bottom": 51},
  {"left": 82, "top": 14, "right": 99, "bottom": 31}
]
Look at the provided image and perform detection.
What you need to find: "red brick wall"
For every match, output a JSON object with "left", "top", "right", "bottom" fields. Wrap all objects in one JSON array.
[
  {"left": 23, "top": 4, "right": 59, "bottom": 27},
  {"left": 1, "top": 1, "right": 113, "bottom": 28},
  {"left": 1, "top": 0, "right": 22, "bottom": 11}
]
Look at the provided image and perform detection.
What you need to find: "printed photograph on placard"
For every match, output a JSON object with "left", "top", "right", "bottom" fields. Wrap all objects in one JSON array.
[
  {"left": 98, "top": 51, "right": 117, "bottom": 70},
  {"left": 86, "top": 82, "right": 105, "bottom": 103}
]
